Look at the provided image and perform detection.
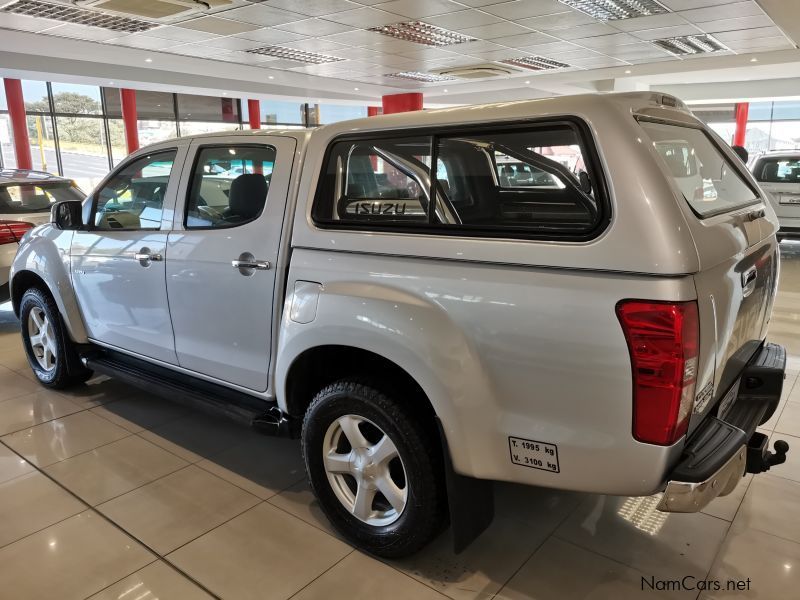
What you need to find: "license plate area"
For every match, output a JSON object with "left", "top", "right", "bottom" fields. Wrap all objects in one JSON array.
[{"left": 779, "top": 195, "right": 800, "bottom": 205}]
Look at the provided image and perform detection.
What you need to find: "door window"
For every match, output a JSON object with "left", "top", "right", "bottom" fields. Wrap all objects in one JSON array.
[
  {"left": 94, "top": 150, "right": 176, "bottom": 230},
  {"left": 185, "top": 145, "right": 276, "bottom": 229}
]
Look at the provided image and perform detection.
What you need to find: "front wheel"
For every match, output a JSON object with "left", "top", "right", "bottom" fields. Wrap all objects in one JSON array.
[
  {"left": 19, "top": 287, "right": 92, "bottom": 389},
  {"left": 302, "top": 380, "right": 446, "bottom": 557}
]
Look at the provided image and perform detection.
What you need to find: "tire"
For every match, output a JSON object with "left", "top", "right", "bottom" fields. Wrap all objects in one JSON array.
[
  {"left": 302, "top": 380, "right": 446, "bottom": 558},
  {"left": 19, "top": 287, "right": 93, "bottom": 389}
]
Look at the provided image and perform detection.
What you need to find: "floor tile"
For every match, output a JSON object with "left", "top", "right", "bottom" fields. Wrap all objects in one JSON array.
[
  {"left": 1, "top": 411, "right": 131, "bottom": 467},
  {"left": 294, "top": 551, "right": 447, "bottom": 600},
  {"left": 0, "top": 510, "right": 154, "bottom": 598},
  {"left": 0, "top": 389, "right": 84, "bottom": 436},
  {"left": 0, "top": 471, "right": 85, "bottom": 548},
  {"left": 138, "top": 412, "right": 252, "bottom": 463},
  {"left": 168, "top": 502, "right": 350, "bottom": 600},
  {"left": 44, "top": 435, "right": 189, "bottom": 505},
  {"left": 0, "top": 345, "right": 32, "bottom": 373},
  {"left": 267, "top": 479, "right": 340, "bottom": 537},
  {"left": 58, "top": 374, "right": 140, "bottom": 409},
  {"left": 497, "top": 537, "right": 694, "bottom": 600},
  {"left": 391, "top": 515, "right": 553, "bottom": 600},
  {"left": 554, "top": 494, "right": 730, "bottom": 581},
  {"left": 0, "top": 364, "right": 41, "bottom": 402},
  {"left": 732, "top": 474, "right": 800, "bottom": 544},
  {"left": 97, "top": 465, "right": 260, "bottom": 554},
  {"left": 0, "top": 442, "right": 34, "bottom": 484},
  {"left": 196, "top": 436, "right": 305, "bottom": 500},
  {"left": 493, "top": 482, "right": 582, "bottom": 528},
  {"left": 700, "top": 527, "right": 800, "bottom": 599},
  {"left": 90, "top": 393, "right": 189, "bottom": 433},
  {"left": 701, "top": 474, "right": 753, "bottom": 522},
  {"left": 87, "top": 560, "right": 214, "bottom": 600},
  {"left": 775, "top": 402, "right": 800, "bottom": 437}
]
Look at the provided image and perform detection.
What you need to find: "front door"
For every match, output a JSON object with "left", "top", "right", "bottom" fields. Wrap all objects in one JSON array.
[
  {"left": 166, "top": 136, "right": 296, "bottom": 391},
  {"left": 71, "top": 145, "right": 186, "bottom": 364}
]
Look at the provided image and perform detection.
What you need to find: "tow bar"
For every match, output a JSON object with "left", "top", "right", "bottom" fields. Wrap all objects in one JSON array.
[{"left": 747, "top": 431, "right": 789, "bottom": 474}]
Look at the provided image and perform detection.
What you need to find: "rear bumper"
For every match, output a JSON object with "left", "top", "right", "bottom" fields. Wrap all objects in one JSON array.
[{"left": 658, "top": 342, "right": 786, "bottom": 513}]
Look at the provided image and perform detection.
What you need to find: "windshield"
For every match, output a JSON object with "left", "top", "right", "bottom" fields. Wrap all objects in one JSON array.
[
  {"left": 0, "top": 182, "right": 84, "bottom": 214},
  {"left": 639, "top": 121, "right": 758, "bottom": 218},
  {"left": 754, "top": 157, "right": 800, "bottom": 183}
]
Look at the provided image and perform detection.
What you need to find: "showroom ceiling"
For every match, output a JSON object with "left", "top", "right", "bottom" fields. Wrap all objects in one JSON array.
[{"left": 0, "top": 0, "right": 796, "bottom": 92}]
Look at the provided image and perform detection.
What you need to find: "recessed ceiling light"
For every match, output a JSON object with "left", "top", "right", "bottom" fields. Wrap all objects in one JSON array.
[
  {"left": 652, "top": 34, "right": 726, "bottom": 55},
  {"left": 109, "top": 81, "right": 114, "bottom": 85},
  {"left": 625, "top": 69, "right": 632, "bottom": 74},
  {"left": 750, "top": 57, "right": 758, "bottom": 62},
  {"left": 388, "top": 71, "right": 456, "bottom": 82},
  {"left": 369, "top": 21, "right": 476, "bottom": 47},
  {"left": 246, "top": 46, "right": 343, "bottom": 64},
  {"left": 525, "top": 80, "right": 531, "bottom": 84},
  {"left": 354, "top": 87, "right": 359, "bottom": 91},
  {"left": 558, "top": 0, "right": 668, "bottom": 21},
  {"left": 443, "top": 89, "right": 448, "bottom": 92},
  {"left": 501, "top": 56, "right": 571, "bottom": 71},
  {"left": 1, "top": 0, "right": 155, "bottom": 33},
  {"left": 145, "top": 57, "right": 153, "bottom": 63},
  {"left": 268, "top": 75, "right": 274, "bottom": 80}
]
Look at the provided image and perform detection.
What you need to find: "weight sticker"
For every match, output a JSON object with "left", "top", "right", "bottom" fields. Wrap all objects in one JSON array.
[{"left": 509, "top": 437, "right": 560, "bottom": 473}]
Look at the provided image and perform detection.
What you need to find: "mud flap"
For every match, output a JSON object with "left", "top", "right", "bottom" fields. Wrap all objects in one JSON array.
[{"left": 435, "top": 417, "right": 494, "bottom": 553}]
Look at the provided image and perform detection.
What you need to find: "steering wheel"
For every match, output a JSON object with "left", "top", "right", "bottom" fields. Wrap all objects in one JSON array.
[{"left": 197, "top": 205, "right": 225, "bottom": 222}]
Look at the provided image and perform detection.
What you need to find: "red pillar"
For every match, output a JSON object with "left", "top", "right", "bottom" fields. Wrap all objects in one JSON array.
[
  {"left": 382, "top": 93, "right": 423, "bottom": 115},
  {"left": 120, "top": 89, "right": 139, "bottom": 154},
  {"left": 3, "top": 78, "right": 32, "bottom": 170},
  {"left": 247, "top": 99, "right": 261, "bottom": 129},
  {"left": 367, "top": 106, "right": 381, "bottom": 117},
  {"left": 733, "top": 102, "right": 749, "bottom": 147}
]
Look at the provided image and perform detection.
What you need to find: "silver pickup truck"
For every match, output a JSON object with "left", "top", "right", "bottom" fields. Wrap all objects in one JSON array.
[{"left": 8, "top": 91, "right": 790, "bottom": 558}]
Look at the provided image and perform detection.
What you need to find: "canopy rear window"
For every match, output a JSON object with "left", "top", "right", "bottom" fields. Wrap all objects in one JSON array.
[
  {"left": 639, "top": 120, "right": 758, "bottom": 218},
  {"left": 753, "top": 157, "right": 800, "bottom": 184}
]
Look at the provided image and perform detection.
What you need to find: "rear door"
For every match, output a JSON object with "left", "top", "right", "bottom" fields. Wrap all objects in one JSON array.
[
  {"left": 640, "top": 120, "right": 777, "bottom": 434},
  {"left": 166, "top": 135, "right": 295, "bottom": 391},
  {"left": 752, "top": 155, "right": 800, "bottom": 230}
]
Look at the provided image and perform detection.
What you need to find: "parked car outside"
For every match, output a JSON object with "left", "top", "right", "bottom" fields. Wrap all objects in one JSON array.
[
  {"left": 1, "top": 170, "right": 85, "bottom": 302},
  {"left": 8, "top": 92, "right": 790, "bottom": 557},
  {"left": 750, "top": 151, "right": 800, "bottom": 240}
]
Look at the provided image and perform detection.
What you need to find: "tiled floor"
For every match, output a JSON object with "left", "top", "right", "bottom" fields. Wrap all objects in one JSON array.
[{"left": 2, "top": 245, "right": 800, "bottom": 599}]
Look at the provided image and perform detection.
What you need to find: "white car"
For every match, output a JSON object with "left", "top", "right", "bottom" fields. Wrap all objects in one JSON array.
[
  {"left": 8, "top": 92, "right": 790, "bottom": 557},
  {"left": 751, "top": 151, "right": 800, "bottom": 240},
  {"left": 1, "top": 169, "right": 84, "bottom": 302}
]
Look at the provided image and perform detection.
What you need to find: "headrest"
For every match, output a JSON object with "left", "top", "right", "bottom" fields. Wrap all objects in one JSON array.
[
  {"left": 763, "top": 162, "right": 779, "bottom": 180},
  {"left": 229, "top": 174, "right": 267, "bottom": 220}
]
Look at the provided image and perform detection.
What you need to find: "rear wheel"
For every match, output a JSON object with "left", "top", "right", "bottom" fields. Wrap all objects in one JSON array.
[
  {"left": 19, "top": 287, "right": 92, "bottom": 389},
  {"left": 302, "top": 380, "right": 445, "bottom": 557}
]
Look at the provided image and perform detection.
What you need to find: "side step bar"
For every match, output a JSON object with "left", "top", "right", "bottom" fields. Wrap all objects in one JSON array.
[{"left": 83, "top": 350, "right": 299, "bottom": 438}]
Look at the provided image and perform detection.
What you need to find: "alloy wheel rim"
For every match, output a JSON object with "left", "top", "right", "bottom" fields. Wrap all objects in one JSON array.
[
  {"left": 27, "top": 307, "right": 57, "bottom": 372},
  {"left": 323, "top": 414, "right": 408, "bottom": 526}
]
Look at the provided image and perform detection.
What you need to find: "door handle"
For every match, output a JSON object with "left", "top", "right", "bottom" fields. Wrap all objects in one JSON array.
[
  {"left": 134, "top": 247, "right": 162, "bottom": 266},
  {"left": 742, "top": 266, "right": 757, "bottom": 298},
  {"left": 134, "top": 253, "right": 163, "bottom": 262},
  {"left": 232, "top": 259, "right": 270, "bottom": 270}
]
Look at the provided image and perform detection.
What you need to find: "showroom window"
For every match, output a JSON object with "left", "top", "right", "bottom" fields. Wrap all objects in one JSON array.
[
  {"left": 313, "top": 123, "right": 606, "bottom": 239},
  {"left": 185, "top": 144, "right": 276, "bottom": 229},
  {"left": 693, "top": 100, "right": 800, "bottom": 155}
]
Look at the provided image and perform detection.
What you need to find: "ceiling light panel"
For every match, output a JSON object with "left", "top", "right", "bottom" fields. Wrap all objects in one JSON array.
[
  {"left": 559, "top": 0, "right": 669, "bottom": 21},
  {"left": 501, "top": 56, "right": 572, "bottom": 70},
  {"left": 651, "top": 34, "right": 726, "bottom": 55},
  {"left": 368, "top": 21, "right": 476, "bottom": 47},
  {"left": 245, "top": 45, "right": 344, "bottom": 64},
  {"left": 388, "top": 71, "right": 456, "bottom": 82},
  {"left": 1, "top": 0, "right": 155, "bottom": 33}
]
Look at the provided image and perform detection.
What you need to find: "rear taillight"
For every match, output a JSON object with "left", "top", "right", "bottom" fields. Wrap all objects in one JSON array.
[
  {"left": 616, "top": 300, "right": 699, "bottom": 446},
  {"left": 0, "top": 221, "right": 34, "bottom": 245}
]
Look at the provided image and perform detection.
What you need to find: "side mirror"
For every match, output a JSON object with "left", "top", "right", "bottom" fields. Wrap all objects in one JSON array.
[
  {"left": 51, "top": 200, "right": 84, "bottom": 230},
  {"left": 578, "top": 171, "right": 593, "bottom": 195}
]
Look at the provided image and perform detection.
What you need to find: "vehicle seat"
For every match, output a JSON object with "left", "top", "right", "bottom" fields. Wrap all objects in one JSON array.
[
  {"left": 224, "top": 174, "right": 267, "bottom": 223},
  {"left": 762, "top": 162, "right": 779, "bottom": 182}
]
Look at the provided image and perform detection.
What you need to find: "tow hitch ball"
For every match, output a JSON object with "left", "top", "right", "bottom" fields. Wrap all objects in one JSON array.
[{"left": 746, "top": 432, "right": 790, "bottom": 474}]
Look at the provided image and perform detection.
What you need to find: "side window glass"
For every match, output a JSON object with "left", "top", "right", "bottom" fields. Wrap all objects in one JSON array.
[
  {"left": 94, "top": 151, "right": 176, "bottom": 230},
  {"left": 434, "top": 127, "right": 599, "bottom": 233},
  {"left": 186, "top": 145, "right": 275, "bottom": 229},
  {"left": 312, "top": 137, "right": 431, "bottom": 225}
]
